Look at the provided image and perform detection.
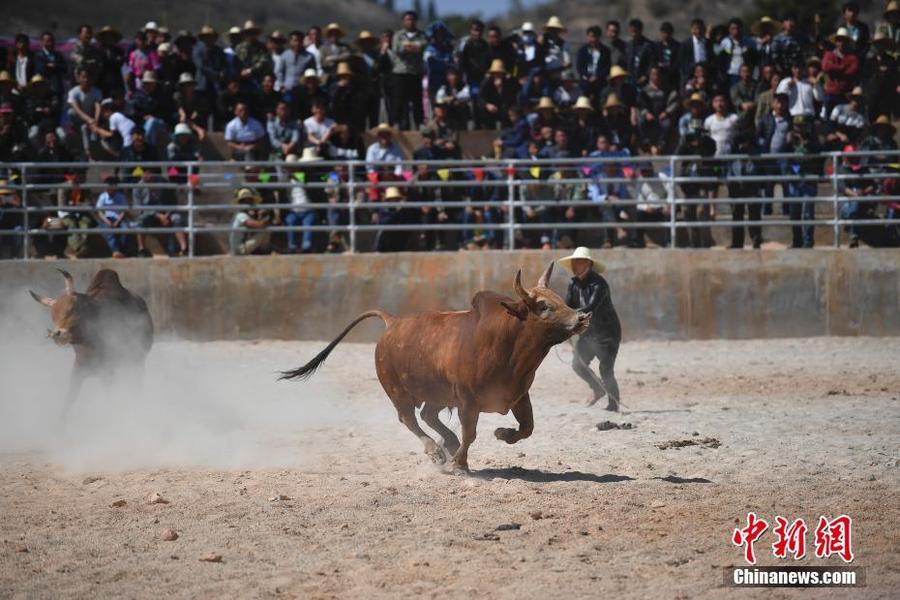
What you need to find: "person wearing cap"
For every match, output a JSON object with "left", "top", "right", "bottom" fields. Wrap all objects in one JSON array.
[
  {"left": 328, "top": 62, "right": 363, "bottom": 133},
  {"left": 390, "top": 10, "right": 428, "bottom": 129},
  {"left": 624, "top": 18, "right": 654, "bottom": 86},
  {"left": 600, "top": 92, "right": 635, "bottom": 153},
  {"left": 224, "top": 27, "right": 244, "bottom": 78},
  {"left": 372, "top": 186, "right": 418, "bottom": 252},
  {"left": 348, "top": 30, "right": 383, "bottom": 130},
  {"left": 277, "top": 31, "right": 315, "bottom": 100},
  {"left": 541, "top": 16, "right": 571, "bottom": 75},
  {"left": 236, "top": 21, "right": 273, "bottom": 83},
  {"left": 95, "top": 26, "right": 125, "bottom": 97},
  {"left": 575, "top": 26, "right": 611, "bottom": 98},
  {"left": 776, "top": 61, "right": 823, "bottom": 118},
  {"left": 266, "top": 31, "right": 287, "bottom": 89},
  {"left": 752, "top": 17, "right": 780, "bottom": 70},
  {"left": 867, "top": 30, "right": 898, "bottom": 120},
  {"left": 860, "top": 114, "right": 898, "bottom": 153},
  {"left": 424, "top": 21, "right": 456, "bottom": 108},
  {"left": 90, "top": 96, "right": 136, "bottom": 157},
  {"left": 515, "top": 21, "right": 545, "bottom": 77},
  {"left": 567, "top": 95, "right": 601, "bottom": 156},
  {"left": 290, "top": 68, "right": 328, "bottom": 121},
  {"left": 599, "top": 64, "right": 637, "bottom": 118},
  {"left": 822, "top": 27, "right": 861, "bottom": 120},
  {"left": 70, "top": 24, "right": 103, "bottom": 82},
  {"left": 127, "top": 31, "right": 159, "bottom": 94},
  {"left": 230, "top": 187, "right": 271, "bottom": 255},
  {"left": 677, "top": 92, "right": 707, "bottom": 142},
  {"left": 224, "top": 101, "right": 267, "bottom": 160},
  {"left": 478, "top": 59, "right": 517, "bottom": 129},
  {"left": 638, "top": 65, "right": 679, "bottom": 153},
  {"left": 321, "top": 24, "right": 351, "bottom": 77},
  {"left": 558, "top": 248, "right": 621, "bottom": 410},
  {"left": 193, "top": 25, "right": 227, "bottom": 103},
  {"left": 885, "top": 1, "right": 900, "bottom": 47},
  {"left": 94, "top": 176, "right": 130, "bottom": 258},
  {"left": 282, "top": 148, "right": 323, "bottom": 253},
  {"left": 66, "top": 69, "right": 102, "bottom": 159}
]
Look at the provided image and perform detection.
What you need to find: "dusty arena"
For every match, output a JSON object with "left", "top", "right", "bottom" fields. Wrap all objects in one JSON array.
[{"left": 1, "top": 333, "right": 897, "bottom": 599}]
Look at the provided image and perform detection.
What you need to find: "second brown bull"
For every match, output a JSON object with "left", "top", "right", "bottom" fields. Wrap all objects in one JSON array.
[{"left": 280, "top": 262, "right": 590, "bottom": 473}]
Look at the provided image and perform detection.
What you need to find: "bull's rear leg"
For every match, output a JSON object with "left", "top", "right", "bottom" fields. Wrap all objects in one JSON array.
[
  {"left": 59, "top": 366, "right": 86, "bottom": 424},
  {"left": 494, "top": 393, "right": 534, "bottom": 444},
  {"left": 420, "top": 404, "right": 461, "bottom": 456},
  {"left": 396, "top": 402, "right": 447, "bottom": 465},
  {"left": 450, "top": 406, "right": 479, "bottom": 474}
]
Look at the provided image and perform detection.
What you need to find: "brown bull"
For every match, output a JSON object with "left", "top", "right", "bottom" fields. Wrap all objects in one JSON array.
[
  {"left": 280, "top": 263, "right": 590, "bottom": 472},
  {"left": 30, "top": 269, "right": 154, "bottom": 418}
]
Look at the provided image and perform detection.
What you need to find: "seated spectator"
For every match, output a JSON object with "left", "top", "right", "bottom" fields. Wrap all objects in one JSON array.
[
  {"left": 166, "top": 123, "right": 201, "bottom": 184},
  {"left": 588, "top": 145, "right": 630, "bottom": 248},
  {"left": 254, "top": 73, "right": 282, "bottom": 122},
  {"left": 303, "top": 98, "right": 335, "bottom": 156},
  {"left": 54, "top": 174, "right": 94, "bottom": 259},
  {"left": 372, "top": 186, "right": 417, "bottom": 252},
  {"left": 25, "top": 75, "right": 64, "bottom": 146},
  {"left": 551, "top": 69, "right": 584, "bottom": 110},
  {"left": 479, "top": 60, "right": 518, "bottom": 129},
  {"left": 678, "top": 92, "right": 708, "bottom": 143},
  {"left": 0, "top": 102, "right": 30, "bottom": 162},
  {"left": 822, "top": 28, "right": 860, "bottom": 120},
  {"left": 133, "top": 168, "right": 186, "bottom": 257},
  {"left": 127, "top": 30, "right": 160, "bottom": 92},
  {"left": 224, "top": 101, "right": 267, "bottom": 161},
  {"left": 277, "top": 30, "right": 315, "bottom": 99},
  {"left": 599, "top": 93, "right": 634, "bottom": 152},
  {"left": 91, "top": 97, "right": 136, "bottom": 158},
  {"left": 568, "top": 96, "right": 602, "bottom": 156},
  {"left": 518, "top": 68, "right": 551, "bottom": 111},
  {"left": 230, "top": 187, "right": 271, "bottom": 255},
  {"left": 427, "top": 100, "right": 460, "bottom": 158},
  {"left": 515, "top": 22, "right": 545, "bottom": 78},
  {"left": 120, "top": 128, "right": 159, "bottom": 175},
  {"left": 321, "top": 23, "right": 352, "bottom": 77},
  {"left": 424, "top": 21, "right": 456, "bottom": 106},
  {"left": 174, "top": 72, "right": 211, "bottom": 139},
  {"left": 0, "top": 179, "right": 23, "bottom": 259},
  {"left": 494, "top": 105, "right": 529, "bottom": 158},
  {"left": 838, "top": 145, "right": 877, "bottom": 248},
  {"left": 435, "top": 67, "right": 471, "bottom": 131},
  {"left": 827, "top": 87, "right": 867, "bottom": 148},
  {"left": 328, "top": 62, "right": 362, "bottom": 133},
  {"left": 638, "top": 66, "right": 678, "bottom": 153},
  {"left": 599, "top": 65, "right": 637, "bottom": 115},
  {"left": 268, "top": 100, "right": 301, "bottom": 160},
  {"left": 66, "top": 69, "right": 102, "bottom": 160},
  {"left": 754, "top": 70, "right": 782, "bottom": 128},
  {"left": 365, "top": 123, "right": 403, "bottom": 177},
  {"left": 95, "top": 175, "right": 130, "bottom": 258},
  {"left": 283, "top": 148, "right": 322, "bottom": 253},
  {"left": 292, "top": 69, "right": 328, "bottom": 121},
  {"left": 860, "top": 115, "right": 899, "bottom": 153}
]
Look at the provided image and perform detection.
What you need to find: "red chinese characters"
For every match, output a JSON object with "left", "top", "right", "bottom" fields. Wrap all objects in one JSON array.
[
  {"left": 733, "top": 513, "right": 855, "bottom": 564},
  {"left": 732, "top": 512, "right": 769, "bottom": 565},
  {"left": 814, "top": 515, "right": 855, "bottom": 563},
  {"left": 772, "top": 516, "right": 807, "bottom": 559}
]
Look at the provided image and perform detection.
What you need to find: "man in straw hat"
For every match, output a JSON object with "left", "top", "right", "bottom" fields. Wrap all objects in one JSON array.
[
  {"left": 283, "top": 148, "right": 322, "bottom": 253},
  {"left": 321, "top": 23, "right": 352, "bottom": 77},
  {"left": 558, "top": 247, "right": 622, "bottom": 410},
  {"left": 479, "top": 59, "right": 518, "bottom": 128},
  {"left": 236, "top": 21, "right": 272, "bottom": 83},
  {"left": 542, "top": 16, "right": 570, "bottom": 74},
  {"left": 95, "top": 26, "right": 125, "bottom": 96},
  {"left": 230, "top": 187, "right": 271, "bottom": 255},
  {"left": 390, "top": 10, "right": 428, "bottom": 129},
  {"left": 822, "top": 27, "right": 860, "bottom": 119}
]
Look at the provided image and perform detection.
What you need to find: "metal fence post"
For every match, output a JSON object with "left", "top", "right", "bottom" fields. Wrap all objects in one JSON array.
[
  {"left": 347, "top": 160, "right": 356, "bottom": 253},
  {"left": 20, "top": 165, "right": 29, "bottom": 260},
  {"left": 668, "top": 155, "right": 677, "bottom": 248},
  {"left": 506, "top": 161, "right": 515, "bottom": 250},
  {"left": 187, "top": 163, "right": 195, "bottom": 257},
  {"left": 831, "top": 154, "right": 840, "bottom": 248}
]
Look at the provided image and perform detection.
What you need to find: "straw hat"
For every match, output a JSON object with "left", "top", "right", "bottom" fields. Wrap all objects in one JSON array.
[
  {"left": 177, "top": 72, "right": 196, "bottom": 86},
  {"left": 143, "top": 21, "right": 159, "bottom": 32},
  {"left": 243, "top": 20, "right": 262, "bottom": 34},
  {"left": 750, "top": 16, "right": 781, "bottom": 36},
  {"left": 684, "top": 91, "right": 707, "bottom": 109},
  {"left": 157, "top": 42, "right": 172, "bottom": 54},
  {"left": 521, "top": 22, "right": 536, "bottom": 34},
  {"left": 302, "top": 68, "right": 319, "bottom": 83},
  {"left": 849, "top": 86, "right": 864, "bottom": 98},
  {"left": 142, "top": 70, "right": 158, "bottom": 83},
  {"left": 608, "top": 65, "right": 629, "bottom": 80},
  {"left": 573, "top": 96, "right": 593, "bottom": 112},
  {"left": 383, "top": 186, "right": 404, "bottom": 201},
  {"left": 198, "top": 25, "right": 218, "bottom": 39},
  {"left": 26, "top": 74, "right": 47, "bottom": 91},
  {"left": 544, "top": 16, "right": 566, "bottom": 32},
  {"left": 558, "top": 246, "right": 606, "bottom": 274},
  {"left": 886, "top": 1, "right": 900, "bottom": 17},
  {"left": 373, "top": 122, "right": 394, "bottom": 136},
  {"left": 157, "top": 26, "right": 170, "bottom": 37},
  {"left": 603, "top": 93, "right": 623, "bottom": 109},
  {"left": 296, "top": 147, "right": 323, "bottom": 162},
  {"left": 97, "top": 25, "right": 122, "bottom": 42},
  {"left": 0, "top": 71, "right": 12, "bottom": 86},
  {"left": 325, "top": 23, "right": 346, "bottom": 38},
  {"left": 228, "top": 26, "right": 242, "bottom": 37},
  {"left": 173, "top": 123, "right": 192, "bottom": 137},
  {"left": 806, "top": 55, "right": 822, "bottom": 67},
  {"left": 487, "top": 59, "right": 506, "bottom": 75},
  {"left": 537, "top": 96, "right": 555, "bottom": 110},
  {"left": 335, "top": 62, "right": 353, "bottom": 78},
  {"left": 873, "top": 30, "right": 891, "bottom": 45},
  {"left": 356, "top": 30, "right": 376, "bottom": 44},
  {"left": 872, "top": 114, "right": 897, "bottom": 135},
  {"left": 236, "top": 187, "right": 261, "bottom": 204},
  {"left": 831, "top": 27, "right": 853, "bottom": 43}
]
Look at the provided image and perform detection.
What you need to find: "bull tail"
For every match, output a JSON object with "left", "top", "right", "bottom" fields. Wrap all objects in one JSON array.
[{"left": 278, "top": 310, "right": 392, "bottom": 381}]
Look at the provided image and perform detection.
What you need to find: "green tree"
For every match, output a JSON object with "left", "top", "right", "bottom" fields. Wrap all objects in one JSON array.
[{"left": 427, "top": 0, "right": 437, "bottom": 22}]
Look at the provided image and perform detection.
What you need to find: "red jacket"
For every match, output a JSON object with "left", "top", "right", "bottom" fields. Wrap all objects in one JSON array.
[{"left": 822, "top": 50, "right": 859, "bottom": 96}]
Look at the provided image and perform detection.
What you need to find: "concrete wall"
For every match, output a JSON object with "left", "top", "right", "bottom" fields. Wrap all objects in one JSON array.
[{"left": 2, "top": 250, "right": 898, "bottom": 342}]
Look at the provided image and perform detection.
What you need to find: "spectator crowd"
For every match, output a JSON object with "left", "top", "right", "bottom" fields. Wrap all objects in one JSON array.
[{"left": 1, "top": 4, "right": 900, "bottom": 257}]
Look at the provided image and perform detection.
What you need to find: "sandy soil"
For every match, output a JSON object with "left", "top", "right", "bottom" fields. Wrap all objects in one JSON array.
[{"left": 0, "top": 337, "right": 898, "bottom": 599}]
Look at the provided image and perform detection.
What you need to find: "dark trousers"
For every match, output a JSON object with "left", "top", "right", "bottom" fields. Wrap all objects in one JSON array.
[
  {"left": 573, "top": 335, "right": 620, "bottom": 409},
  {"left": 729, "top": 183, "right": 762, "bottom": 248},
  {"left": 390, "top": 73, "right": 423, "bottom": 130}
]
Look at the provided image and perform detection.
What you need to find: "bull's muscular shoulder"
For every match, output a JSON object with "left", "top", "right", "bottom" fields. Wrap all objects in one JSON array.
[
  {"left": 470, "top": 291, "right": 516, "bottom": 320},
  {"left": 86, "top": 269, "right": 131, "bottom": 302}
]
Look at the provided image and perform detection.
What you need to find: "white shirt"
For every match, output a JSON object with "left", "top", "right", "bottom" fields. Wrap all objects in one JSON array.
[
  {"left": 692, "top": 36, "right": 707, "bottom": 64},
  {"left": 305, "top": 43, "right": 323, "bottom": 75},
  {"left": 704, "top": 113, "right": 739, "bottom": 155},
  {"left": 776, "top": 78, "right": 822, "bottom": 117},
  {"left": 289, "top": 184, "right": 310, "bottom": 207},
  {"left": 302, "top": 116, "right": 335, "bottom": 142},
  {"left": 109, "top": 112, "right": 136, "bottom": 147},
  {"left": 16, "top": 56, "right": 29, "bottom": 88}
]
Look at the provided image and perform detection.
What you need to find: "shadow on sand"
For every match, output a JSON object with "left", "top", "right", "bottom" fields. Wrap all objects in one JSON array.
[
  {"left": 653, "top": 475, "right": 714, "bottom": 484},
  {"left": 471, "top": 466, "right": 635, "bottom": 484}
]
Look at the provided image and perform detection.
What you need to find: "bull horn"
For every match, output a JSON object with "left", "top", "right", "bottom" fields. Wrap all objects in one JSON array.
[
  {"left": 57, "top": 268, "right": 75, "bottom": 294},
  {"left": 513, "top": 269, "right": 537, "bottom": 308},
  {"left": 29, "top": 290, "right": 55, "bottom": 307},
  {"left": 537, "top": 261, "right": 554, "bottom": 288}
]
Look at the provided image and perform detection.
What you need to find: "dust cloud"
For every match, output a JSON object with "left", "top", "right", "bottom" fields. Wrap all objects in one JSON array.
[{"left": 0, "top": 284, "right": 385, "bottom": 473}]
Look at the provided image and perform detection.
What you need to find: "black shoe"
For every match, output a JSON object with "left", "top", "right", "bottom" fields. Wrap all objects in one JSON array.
[
  {"left": 752, "top": 239, "right": 762, "bottom": 249},
  {"left": 849, "top": 238, "right": 859, "bottom": 248},
  {"left": 137, "top": 248, "right": 152, "bottom": 258}
]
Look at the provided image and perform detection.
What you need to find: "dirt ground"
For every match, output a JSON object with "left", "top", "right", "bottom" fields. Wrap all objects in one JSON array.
[{"left": 0, "top": 337, "right": 898, "bottom": 599}]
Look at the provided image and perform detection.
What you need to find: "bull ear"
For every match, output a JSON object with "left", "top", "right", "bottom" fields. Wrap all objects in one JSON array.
[
  {"left": 536, "top": 261, "right": 554, "bottom": 288},
  {"left": 57, "top": 268, "right": 75, "bottom": 294},
  {"left": 500, "top": 300, "right": 528, "bottom": 321},
  {"left": 30, "top": 290, "right": 55, "bottom": 307}
]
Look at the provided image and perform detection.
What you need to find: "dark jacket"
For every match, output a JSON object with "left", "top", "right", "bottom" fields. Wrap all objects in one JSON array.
[{"left": 565, "top": 270, "right": 621, "bottom": 342}]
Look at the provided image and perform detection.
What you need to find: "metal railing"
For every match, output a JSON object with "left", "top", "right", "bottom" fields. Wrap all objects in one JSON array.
[{"left": 1, "top": 150, "right": 899, "bottom": 259}]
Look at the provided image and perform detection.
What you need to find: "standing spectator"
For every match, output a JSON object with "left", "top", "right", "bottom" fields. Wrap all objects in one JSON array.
[
  {"left": 283, "top": 149, "right": 321, "bottom": 254},
  {"left": 676, "top": 120, "right": 717, "bottom": 247},
  {"left": 236, "top": 21, "right": 273, "bottom": 84},
  {"left": 277, "top": 31, "right": 314, "bottom": 103},
  {"left": 390, "top": 11, "right": 427, "bottom": 130},
  {"left": 458, "top": 20, "right": 489, "bottom": 91},
  {"left": 127, "top": 31, "right": 160, "bottom": 92},
  {"left": 95, "top": 175, "right": 130, "bottom": 258},
  {"left": 426, "top": 100, "right": 461, "bottom": 158},
  {"left": 606, "top": 21, "right": 627, "bottom": 69},
  {"left": 785, "top": 117, "right": 821, "bottom": 248},
  {"left": 175, "top": 73, "right": 211, "bottom": 139},
  {"left": 224, "top": 101, "right": 267, "bottom": 160},
  {"left": 576, "top": 26, "right": 611, "bottom": 99},
  {"left": 624, "top": 19, "right": 654, "bottom": 86},
  {"left": 840, "top": 2, "right": 870, "bottom": 63},
  {"left": 837, "top": 146, "right": 876, "bottom": 247},
  {"left": 638, "top": 66, "right": 678, "bottom": 153},
  {"left": 588, "top": 143, "right": 630, "bottom": 248},
  {"left": 704, "top": 94, "right": 740, "bottom": 245},
  {"left": 351, "top": 30, "right": 383, "bottom": 130},
  {"left": 10, "top": 34, "right": 34, "bottom": 91},
  {"left": 71, "top": 24, "right": 103, "bottom": 83},
  {"left": 66, "top": 70, "right": 101, "bottom": 159},
  {"left": 678, "top": 92, "right": 708, "bottom": 142},
  {"left": 772, "top": 13, "right": 806, "bottom": 77},
  {"left": 730, "top": 63, "right": 758, "bottom": 142},
  {"left": 681, "top": 19, "right": 711, "bottom": 87},
  {"left": 193, "top": 26, "right": 227, "bottom": 112},
  {"left": 266, "top": 31, "right": 287, "bottom": 88},
  {"left": 424, "top": 22, "right": 456, "bottom": 109},
  {"left": 321, "top": 23, "right": 352, "bottom": 77},
  {"left": 34, "top": 32, "right": 67, "bottom": 104},
  {"left": 776, "top": 61, "right": 822, "bottom": 118},
  {"left": 822, "top": 28, "right": 860, "bottom": 119},
  {"left": 514, "top": 22, "right": 544, "bottom": 78},
  {"left": 716, "top": 18, "right": 757, "bottom": 87},
  {"left": 542, "top": 16, "right": 571, "bottom": 75},
  {"left": 867, "top": 31, "right": 899, "bottom": 120},
  {"left": 752, "top": 16, "right": 780, "bottom": 70},
  {"left": 96, "top": 26, "right": 125, "bottom": 96},
  {"left": 654, "top": 22, "right": 682, "bottom": 92},
  {"left": 305, "top": 26, "right": 324, "bottom": 75},
  {"left": 329, "top": 62, "right": 363, "bottom": 132}
]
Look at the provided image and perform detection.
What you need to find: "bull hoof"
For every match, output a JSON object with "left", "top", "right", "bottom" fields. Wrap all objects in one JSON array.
[
  {"left": 585, "top": 391, "right": 605, "bottom": 407},
  {"left": 605, "top": 402, "right": 619, "bottom": 412},
  {"left": 494, "top": 427, "right": 519, "bottom": 444},
  {"left": 449, "top": 464, "right": 470, "bottom": 476},
  {"left": 426, "top": 444, "right": 448, "bottom": 465}
]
